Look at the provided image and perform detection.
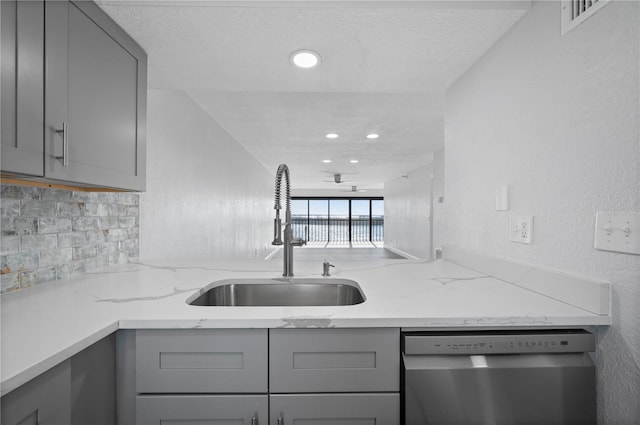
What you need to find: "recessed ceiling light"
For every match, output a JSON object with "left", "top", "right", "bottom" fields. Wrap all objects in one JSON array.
[
  {"left": 290, "top": 50, "right": 321, "bottom": 69},
  {"left": 325, "top": 133, "right": 339, "bottom": 139},
  {"left": 366, "top": 133, "right": 379, "bottom": 139},
  {"left": 322, "top": 159, "right": 332, "bottom": 163},
  {"left": 350, "top": 159, "right": 359, "bottom": 164}
]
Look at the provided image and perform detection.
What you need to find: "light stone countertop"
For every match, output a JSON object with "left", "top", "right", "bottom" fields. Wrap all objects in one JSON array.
[{"left": 0, "top": 250, "right": 611, "bottom": 396}]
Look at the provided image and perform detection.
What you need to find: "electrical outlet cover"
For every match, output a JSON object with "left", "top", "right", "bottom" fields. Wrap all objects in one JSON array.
[{"left": 510, "top": 215, "right": 533, "bottom": 244}]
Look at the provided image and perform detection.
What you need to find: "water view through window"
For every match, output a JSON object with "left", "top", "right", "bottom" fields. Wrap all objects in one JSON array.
[{"left": 291, "top": 198, "right": 384, "bottom": 246}]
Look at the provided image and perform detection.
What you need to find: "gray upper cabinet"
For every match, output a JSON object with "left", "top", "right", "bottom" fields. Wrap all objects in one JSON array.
[
  {"left": 1, "top": 0, "right": 45, "bottom": 176},
  {"left": 45, "top": 0, "right": 147, "bottom": 191},
  {"left": 1, "top": 0, "right": 146, "bottom": 190}
]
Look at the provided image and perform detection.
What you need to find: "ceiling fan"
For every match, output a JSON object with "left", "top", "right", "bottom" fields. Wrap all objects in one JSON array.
[
  {"left": 322, "top": 173, "right": 357, "bottom": 184},
  {"left": 340, "top": 185, "right": 367, "bottom": 193}
]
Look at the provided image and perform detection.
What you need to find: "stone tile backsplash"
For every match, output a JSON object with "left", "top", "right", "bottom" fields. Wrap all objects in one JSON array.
[{"left": 1, "top": 184, "right": 139, "bottom": 293}]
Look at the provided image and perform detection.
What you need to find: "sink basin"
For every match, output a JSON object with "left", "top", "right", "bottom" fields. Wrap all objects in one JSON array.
[{"left": 186, "top": 278, "right": 365, "bottom": 306}]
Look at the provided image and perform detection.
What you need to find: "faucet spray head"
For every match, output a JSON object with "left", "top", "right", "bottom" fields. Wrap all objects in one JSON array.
[{"left": 272, "top": 211, "right": 283, "bottom": 245}]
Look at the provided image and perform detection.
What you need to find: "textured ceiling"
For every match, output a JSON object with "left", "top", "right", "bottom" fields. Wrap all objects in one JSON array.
[{"left": 98, "top": 0, "right": 530, "bottom": 192}]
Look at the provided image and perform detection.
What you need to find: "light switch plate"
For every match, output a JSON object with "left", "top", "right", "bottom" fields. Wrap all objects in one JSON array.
[
  {"left": 510, "top": 215, "right": 533, "bottom": 244},
  {"left": 496, "top": 185, "right": 509, "bottom": 211},
  {"left": 594, "top": 212, "right": 640, "bottom": 255}
]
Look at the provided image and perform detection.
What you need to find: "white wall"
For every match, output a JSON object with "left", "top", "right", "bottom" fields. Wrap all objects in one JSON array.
[
  {"left": 443, "top": 1, "right": 639, "bottom": 423},
  {"left": 432, "top": 148, "right": 445, "bottom": 255},
  {"left": 384, "top": 164, "right": 433, "bottom": 259},
  {"left": 140, "top": 90, "right": 273, "bottom": 260}
]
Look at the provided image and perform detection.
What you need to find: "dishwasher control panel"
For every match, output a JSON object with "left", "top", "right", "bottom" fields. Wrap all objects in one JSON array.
[{"left": 403, "top": 329, "right": 595, "bottom": 355}]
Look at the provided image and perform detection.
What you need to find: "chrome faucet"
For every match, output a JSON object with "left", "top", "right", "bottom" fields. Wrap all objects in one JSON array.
[{"left": 272, "top": 164, "right": 306, "bottom": 277}]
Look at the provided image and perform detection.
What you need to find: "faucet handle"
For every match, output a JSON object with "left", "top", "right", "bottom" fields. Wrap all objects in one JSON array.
[{"left": 290, "top": 237, "right": 306, "bottom": 247}]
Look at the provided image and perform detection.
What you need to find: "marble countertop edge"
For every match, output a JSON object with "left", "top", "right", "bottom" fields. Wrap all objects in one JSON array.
[{"left": 0, "top": 321, "right": 120, "bottom": 397}]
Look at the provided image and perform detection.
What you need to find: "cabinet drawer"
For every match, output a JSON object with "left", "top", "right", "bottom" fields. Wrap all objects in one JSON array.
[
  {"left": 136, "top": 329, "right": 268, "bottom": 393},
  {"left": 136, "top": 395, "right": 268, "bottom": 425},
  {"left": 270, "top": 328, "right": 399, "bottom": 393},
  {"left": 270, "top": 393, "right": 399, "bottom": 425}
]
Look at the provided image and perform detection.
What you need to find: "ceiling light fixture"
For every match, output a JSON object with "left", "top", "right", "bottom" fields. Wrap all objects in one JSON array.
[
  {"left": 366, "top": 133, "right": 379, "bottom": 139},
  {"left": 325, "top": 133, "right": 339, "bottom": 139},
  {"left": 350, "top": 159, "right": 359, "bottom": 164},
  {"left": 290, "top": 50, "right": 321, "bottom": 69},
  {"left": 322, "top": 159, "right": 332, "bottom": 163}
]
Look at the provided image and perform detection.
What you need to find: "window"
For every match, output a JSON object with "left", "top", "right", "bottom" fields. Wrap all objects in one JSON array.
[{"left": 291, "top": 197, "right": 384, "bottom": 246}]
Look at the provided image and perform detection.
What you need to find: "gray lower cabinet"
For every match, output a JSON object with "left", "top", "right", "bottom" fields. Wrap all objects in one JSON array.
[
  {"left": 270, "top": 327, "right": 399, "bottom": 393},
  {"left": 70, "top": 333, "right": 116, "bottom": 425},
  {"left": 136, "top": 395, "right": 269, "bottom": 425},
  {"left": 127, "top": 328, "right": 400, "bottom": 425},
  {"left": 270, "top": 393, "right": 400, "bottom": 425},
  {"left": 1, "top": 333, "right": 115, "bottom": 425},
  {"left": 0, "top": 0, "right": 45, "bottom": 177},
  {"left": 0, "top": 361, "right": 71, "bottom": 425},
  {"left": 126, "top": 329, "right": 270, "bottom": 424},
  {"left": 270, "top": 328, "right": 400, "bottom": 425},
  {"left": 136, "top": 329, "right": 268, "bottom": 393}
]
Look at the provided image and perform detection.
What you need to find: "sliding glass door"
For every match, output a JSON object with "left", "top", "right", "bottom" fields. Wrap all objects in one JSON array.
[
  {"left": 291, "top": 198, "right": 384, "bottom": 245},
  {"left": 372, "top": 199, "right": 384, "bottom": 242},
  {"left": 329, "top": 199, "right": 349, "bottom": 244},
  {"left": 351, "top": 199, "right": 370, "bottom": 244},
  {"left": 291, "top": 199, "right": 309, "bottom": 241}
]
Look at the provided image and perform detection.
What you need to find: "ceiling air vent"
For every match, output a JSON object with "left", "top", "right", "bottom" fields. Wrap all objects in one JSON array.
[{"left": 561, "top": 0, "right": 610, "bottom": 35}]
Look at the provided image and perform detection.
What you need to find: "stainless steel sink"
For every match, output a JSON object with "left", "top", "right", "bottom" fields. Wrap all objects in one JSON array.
[{"left": 186, "top": 278, "right": 365, "bottom": 306}]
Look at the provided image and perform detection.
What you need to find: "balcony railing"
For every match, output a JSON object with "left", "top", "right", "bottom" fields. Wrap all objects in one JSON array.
[{"left": 291, "top": 216, "right": 384, "bottom": 242}]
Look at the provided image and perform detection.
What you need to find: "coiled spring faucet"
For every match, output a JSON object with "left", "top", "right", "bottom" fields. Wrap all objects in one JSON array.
[{"left": 272, "top": 164, "right": 306, "bottom": 277}]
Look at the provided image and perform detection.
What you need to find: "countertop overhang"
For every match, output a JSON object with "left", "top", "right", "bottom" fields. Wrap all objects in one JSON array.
[{"left": 0, "top": 246, "right": 611, "bottom": 396}]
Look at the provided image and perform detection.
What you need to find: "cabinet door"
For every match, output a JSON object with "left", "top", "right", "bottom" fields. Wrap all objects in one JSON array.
[
  {"left": 136, "top": 395, "right": 268, "bottom": 425},
  {"left": 70, "top": 333, "right": 116, "bottom": 425},
  {"left": 1, "top": 0, "right": 45, "bottom": 176},
  {"left": 136, "top": 329, "right": 268, "bottom": 393},
  {"left": 0, "top": 360, "right": 71, "bottom": 425},
  {"left": 270, "top": 393, "right": 400, "bottom": 425},
  {"left": 45, "top": 0, "right": 146, "bottom": 190},
  {"left": 270, "top": 328, "right": 399, "bottom": 393}
]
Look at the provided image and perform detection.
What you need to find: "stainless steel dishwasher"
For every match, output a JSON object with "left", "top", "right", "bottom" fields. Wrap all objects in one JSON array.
[{"left": 402, "top": 330, "right": 596, "bottom": 425}]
